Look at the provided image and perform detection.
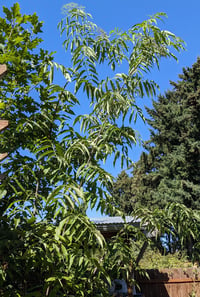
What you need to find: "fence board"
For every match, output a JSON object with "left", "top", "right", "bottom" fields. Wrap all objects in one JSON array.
[
  {"left": 137, "top": 267, "right": 200, "bottom": 297},
  {"left": 0, "top": 64, "right": 7, "bottom": 79},
  {"left": 0, "top": 153, "right": 8, "bottom": 161},
  {"left": 0, "top": 120, "right": 9, "bottom": 131},
  {"left": 0, "top": 65, "right": 9, "bottom": 163}
]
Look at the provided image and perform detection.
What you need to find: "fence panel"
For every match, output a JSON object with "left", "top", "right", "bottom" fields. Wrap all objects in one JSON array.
[{"left": 137, "top": 267, "right": 200, "bottom": 297}]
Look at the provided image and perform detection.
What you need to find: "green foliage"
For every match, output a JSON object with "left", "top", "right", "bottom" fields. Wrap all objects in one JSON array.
[
  {"left": 134, "top": 58, "right": 200, "bottom": 257},
  {"left": 109, "top": 171, "right": 134, "bottom": 215},
  {"left": 139, "top": 248, "right": 192, "bottom": 269},
  {"left": 131, "top": 202, "right": 200, "bottom": 263},
  {"left": 112, "top": 58, "right": 200, "bottom": 259},
  {"left": 0, "top": 3, "right": 185, "bottom": 296},
  {"left": 131, "top": 58, "right": 200, "bottom": 210}
]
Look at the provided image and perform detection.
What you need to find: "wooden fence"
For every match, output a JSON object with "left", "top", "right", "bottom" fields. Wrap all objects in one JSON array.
[
  {"left": 0, "top": 64, "right": 8, "bottom": 164},
  {"left": 136, "top": 267, "right": 200, "bottom": 297}
]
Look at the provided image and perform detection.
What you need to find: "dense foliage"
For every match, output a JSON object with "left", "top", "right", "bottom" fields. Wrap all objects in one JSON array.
[
  {"left": 112, "top": 58, "right": 200, "bottom": 211},
  {"left": 109, "top": 170, "right": 133, "bottom": 214},
  {"left": 139, "top": 248, "right": 192, "bottom": 269},
  {"left": 133, "top": 58, "right": 200, "bottom": 210},
  {"left": 0, "top": 3, "right": 185, "bottom": 296},
  {"left": 111, "top": 58, "right": 200, "bottom": 257}
]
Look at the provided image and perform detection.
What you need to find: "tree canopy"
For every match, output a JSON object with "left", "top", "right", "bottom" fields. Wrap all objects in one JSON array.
[
  {"left": 111, "top": 57, "right": 200, "bottom": 257},
  {"left": 0, "top": 3, "right": 185, "bottom": 296},
  {"left": 109, "top": 170, "right": 134, "bottom": 215},
  {"left": 120, "top": 57, "right": 200, "bottom": 211}
]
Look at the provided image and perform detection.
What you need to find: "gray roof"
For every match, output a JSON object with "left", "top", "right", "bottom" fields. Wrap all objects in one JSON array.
[
  {"left": 91, "top": 216, "right": 140, "bottom": 225},
  {"left": 90, "top": 216, "right": 141, "bottom": 233},
  {"left": 91, "top": 216, "right": 155, "bottom": 238}
]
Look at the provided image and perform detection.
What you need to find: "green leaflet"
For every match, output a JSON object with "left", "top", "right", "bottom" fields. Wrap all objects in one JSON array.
[{"left": 0, "top": 3, "right": 186, "bottom": 297}]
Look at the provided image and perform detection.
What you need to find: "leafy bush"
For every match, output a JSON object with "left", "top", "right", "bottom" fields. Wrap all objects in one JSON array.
[{"left": 139, "top": 247, "right": 193, "bottom": 269}]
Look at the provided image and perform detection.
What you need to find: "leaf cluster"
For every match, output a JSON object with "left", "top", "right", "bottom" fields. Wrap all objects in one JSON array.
[{"left": 0, "top": 3, "right": 185, "bottom": 296}]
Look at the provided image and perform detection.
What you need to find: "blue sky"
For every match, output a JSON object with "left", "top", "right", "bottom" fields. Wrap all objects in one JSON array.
[
  {"left": 1, "top": 0, "right": 199, "bottom": 163},
  {"left": 1, "top": 1, "right": 200, "bottom": 216}
]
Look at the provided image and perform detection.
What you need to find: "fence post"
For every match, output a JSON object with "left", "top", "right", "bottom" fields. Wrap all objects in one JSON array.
[
  {"left": 0, "top": 64, "right": 7, "bottom": 79},
  {"left": 0, "top": 64, "right": 8, "bottom": 168}
]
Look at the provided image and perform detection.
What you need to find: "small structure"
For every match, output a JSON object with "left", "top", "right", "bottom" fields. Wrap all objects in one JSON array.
[
  {"left": 91, "top": 216, "right": 141, "bottom": 240},
  {"left": 91, "top": 216, "right": 146, "bottom": 297}
]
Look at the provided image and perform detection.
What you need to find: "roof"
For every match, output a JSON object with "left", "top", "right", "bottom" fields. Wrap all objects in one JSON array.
[
  {"left": 91, "top": 216, "right": 140, "bottom": 225},
  {"left": 90, "top": 216, "right": 141, "bottom": 233}
]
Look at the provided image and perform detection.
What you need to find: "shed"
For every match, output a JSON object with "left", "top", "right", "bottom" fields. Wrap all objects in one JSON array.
[{"left": 91, "top": 216, "right": 142, "bottom": 240}]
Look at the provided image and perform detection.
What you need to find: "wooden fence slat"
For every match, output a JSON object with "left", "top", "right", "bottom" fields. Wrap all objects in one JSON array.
[
  {"left": 139, "top": 278, "right": 200, "bottom": 284},
  {"left": 0, "top": 64, "right": 7, "bottom": 79},
  {"left": 0, "top": 64, "right": 9, "bottom": 163},
  {"left": 0, "top": 153, "right": 8, "bottom": 161},
  {"left": 0, "top": 120, "right": 9, "bottom": 131},
  {"left": 137, "top": 268, "right": 200, "bottom": 297}
]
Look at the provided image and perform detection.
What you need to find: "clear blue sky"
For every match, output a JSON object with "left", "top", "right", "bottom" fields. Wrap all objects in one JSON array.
[{"left": 1, "top": 1, "right": 200, "bottom": 216}]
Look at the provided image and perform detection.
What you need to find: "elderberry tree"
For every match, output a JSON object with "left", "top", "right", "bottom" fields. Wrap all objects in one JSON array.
[{"left": 0, "top": 3, "right": 184, "bottom": 296}]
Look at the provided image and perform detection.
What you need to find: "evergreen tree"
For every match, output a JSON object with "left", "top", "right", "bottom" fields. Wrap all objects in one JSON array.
[
  {"left": 112, "top": 58, "right": 200, "bottom": 212},
  {"left": 136, "top": 58, "right": 200, "bottom": 210},
  {"left": 111, "top": 58, "right": 200, "bottom": 257},
  {"left": 110, "top": 171, "right": 134, "bottom": 214}
]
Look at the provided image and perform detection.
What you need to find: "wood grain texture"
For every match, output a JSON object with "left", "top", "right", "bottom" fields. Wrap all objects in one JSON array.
[
  {"left": 0, "top": 153, "right": 8, "bottom": 161},
  {"left": 0, "top": 64, "right": 7, "bottom": 79},
  {"left": 0, "top": 120, "right": 9, "bottom": 131}
]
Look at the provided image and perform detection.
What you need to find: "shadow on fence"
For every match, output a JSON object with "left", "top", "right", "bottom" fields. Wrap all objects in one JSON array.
[{"left": 136, "top": 267, "right": 200, "bottom": 297}]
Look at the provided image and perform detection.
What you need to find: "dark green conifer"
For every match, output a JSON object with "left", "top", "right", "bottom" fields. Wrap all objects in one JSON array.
[
  {"left": 113, "top": 58, "right": 200, "bottom": 212},
  {"left": 138, "top": 57, "right": 200, "bottom": 209},
  {"left": 110, "top": 170, "right": 134, "bottom": 214}
]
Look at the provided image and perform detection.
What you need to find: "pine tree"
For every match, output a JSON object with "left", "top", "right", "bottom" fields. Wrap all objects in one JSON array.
[
  {"left": 110, "top": 171, "right": 134, "bottom": 214},
  {"left": 132, "top": 57, "right": 200, "bottom": 210},
  {"left": 110, "top": 59, "right": 200, "bottom": 257},
  {"left": 112, "top": 58, "right": 200, "bottom": 213}
]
